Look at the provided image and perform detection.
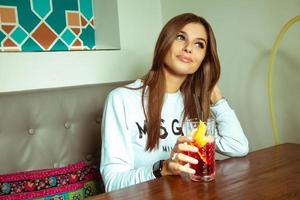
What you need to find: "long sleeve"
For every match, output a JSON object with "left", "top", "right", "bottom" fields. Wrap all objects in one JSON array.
[
  {"left": 211, "top": 99, "right": 249, "bottom": 157},
  {"left": 100, "top": 90, "right": 155, "bottom": 192}
]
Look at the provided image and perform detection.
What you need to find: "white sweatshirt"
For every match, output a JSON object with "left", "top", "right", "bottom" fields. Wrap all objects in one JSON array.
[{"left": 100, "top": 79, "right": 249, "bottom": 192}]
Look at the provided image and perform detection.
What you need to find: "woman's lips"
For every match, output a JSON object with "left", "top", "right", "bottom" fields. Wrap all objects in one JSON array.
[{"left": 176, "top": 55, "right": 193, "bottom": 63}]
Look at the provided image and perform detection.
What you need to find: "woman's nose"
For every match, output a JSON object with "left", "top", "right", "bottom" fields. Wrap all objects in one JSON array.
[{"left": 183, "top": 42, "right": 192, "bottom": 53}]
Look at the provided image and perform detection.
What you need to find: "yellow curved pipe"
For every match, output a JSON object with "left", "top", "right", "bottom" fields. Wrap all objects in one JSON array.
[{"left": 268, "top": 15, "right": 300, "bottom": 144}]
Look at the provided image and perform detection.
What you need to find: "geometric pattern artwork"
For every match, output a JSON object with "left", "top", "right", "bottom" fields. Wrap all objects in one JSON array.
[{"left": 0, "top": 0, "right": 95, "bottom": 51}]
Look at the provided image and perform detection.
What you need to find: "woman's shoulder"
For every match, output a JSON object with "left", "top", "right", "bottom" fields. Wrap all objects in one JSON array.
[{"left": 108, "top": 79, "right": 143, "bottom": 99}]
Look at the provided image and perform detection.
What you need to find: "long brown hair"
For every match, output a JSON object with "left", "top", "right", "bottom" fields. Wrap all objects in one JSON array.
[{"left": 140, "top": 13, "right": 220, "bottom": 151}]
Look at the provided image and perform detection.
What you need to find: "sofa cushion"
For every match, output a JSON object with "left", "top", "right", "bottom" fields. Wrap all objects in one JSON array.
[{"left": 0, "top": 81, "right": 128, "bottom": 175}]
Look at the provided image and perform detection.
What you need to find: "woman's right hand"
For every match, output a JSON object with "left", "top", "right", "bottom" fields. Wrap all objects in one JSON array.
[{"left": 161, "top": 136, "right": 199, "bottom": 176}]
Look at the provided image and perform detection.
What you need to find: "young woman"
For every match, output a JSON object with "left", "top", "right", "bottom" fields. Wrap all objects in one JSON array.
[{"left": 100, "top": 13, "right": 249, "bottom": 192}]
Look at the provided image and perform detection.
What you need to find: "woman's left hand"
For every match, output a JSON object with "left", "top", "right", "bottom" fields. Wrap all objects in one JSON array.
[{"left": 211, "top": 84, "right": 223, "bottom": 105}]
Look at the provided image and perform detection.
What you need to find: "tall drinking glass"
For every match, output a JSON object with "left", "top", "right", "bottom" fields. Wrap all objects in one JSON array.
[{"left": 183, "top": 118, "right": 216, "bottom": 182}]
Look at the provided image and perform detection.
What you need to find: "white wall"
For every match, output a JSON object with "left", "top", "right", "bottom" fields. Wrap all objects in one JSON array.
[
  {"left": 0, "top": 0, "right": 162, "bottom": 92},
  {"left": 160, "top": 0, "right": 300, "bottom": 150}
]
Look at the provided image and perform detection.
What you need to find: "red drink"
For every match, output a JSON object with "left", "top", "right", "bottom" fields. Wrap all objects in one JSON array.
[
  {"left": 183, "top": 118, "right": 216, "bottom": 182},
  {"left": 189, "top": 140, "right": 215, "bottom": 181}
]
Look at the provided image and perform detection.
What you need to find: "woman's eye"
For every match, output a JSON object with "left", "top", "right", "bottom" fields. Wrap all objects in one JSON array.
[
  {"left": 195, "top": 42, "right": 205, "bottom": 49},
  {"left": 176, "top": 34, "right": 185, "bottom": 40}
]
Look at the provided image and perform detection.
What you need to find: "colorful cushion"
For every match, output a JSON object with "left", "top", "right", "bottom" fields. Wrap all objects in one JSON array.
[{"left": 0, "top": 161, "right": 102, "bottom": 200}]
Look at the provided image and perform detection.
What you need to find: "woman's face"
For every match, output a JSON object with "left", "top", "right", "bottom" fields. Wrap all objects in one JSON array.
[{"left": 163, "top": 22, "right": 208, "bottom": 79}]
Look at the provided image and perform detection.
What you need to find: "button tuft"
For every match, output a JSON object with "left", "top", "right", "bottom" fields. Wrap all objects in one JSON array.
[
  {"left": 64, "top": 122, "right": 71, "bottom": 129},
  {"left": 85, "top": 154, "right": 93, "bottom": 161},
  {"left": 28, "top": 129, "right": 35, "bottom": 135}
]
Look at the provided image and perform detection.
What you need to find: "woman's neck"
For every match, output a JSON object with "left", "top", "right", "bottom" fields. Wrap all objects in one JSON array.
[{"left": 163, "top": 69, "right": 186, "bottom": 93}]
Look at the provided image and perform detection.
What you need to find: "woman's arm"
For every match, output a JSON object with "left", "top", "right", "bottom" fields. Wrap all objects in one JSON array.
[
  {"left": 100, "top": 90, "right": 155, "bottom": 192},
  {"left": 211, "top": 86, "right": 249, "bottom": 157}
]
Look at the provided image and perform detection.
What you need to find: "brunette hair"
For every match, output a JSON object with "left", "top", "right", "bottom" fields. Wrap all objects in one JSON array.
[{"left": 140, "top": 13, "right": 220, "bottom": 151}]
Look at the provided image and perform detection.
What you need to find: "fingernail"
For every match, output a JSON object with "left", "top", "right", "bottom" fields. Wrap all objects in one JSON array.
[
  {"left": 191, "top": 169, "right": 196, "bottom": 174},
  {"left": 193, "top": 147, "right": 198, "bottom": 152},
  {"left": 193, "top": 159, "right": 198, "bottom": 164}
]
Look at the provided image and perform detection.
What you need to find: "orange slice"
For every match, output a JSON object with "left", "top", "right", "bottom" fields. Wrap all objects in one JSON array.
[
  {"left": 193, "top": 120, "right": 208, "bottom": 148},
  {"left": 191, "top": 120, "right": 208, "bottom": 163},
  {"left": 198, "top": 152, "right": 207, "bottom": 164}
]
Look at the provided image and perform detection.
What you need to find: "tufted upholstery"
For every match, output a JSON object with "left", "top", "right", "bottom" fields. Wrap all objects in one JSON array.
[{"left": 0, "top": 81, "right": 128, "bottom": 174}]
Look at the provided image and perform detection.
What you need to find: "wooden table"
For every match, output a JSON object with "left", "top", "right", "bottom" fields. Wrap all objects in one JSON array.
[{"left": 89, "top": 143, "right": 300, "bottom": 200}]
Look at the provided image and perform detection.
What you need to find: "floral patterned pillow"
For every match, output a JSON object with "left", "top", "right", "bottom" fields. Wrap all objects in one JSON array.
[{"left": 0, "top": 161, "right": 102, "bottom": 200}]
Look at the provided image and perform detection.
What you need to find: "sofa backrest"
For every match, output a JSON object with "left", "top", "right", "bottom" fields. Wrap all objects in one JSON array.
[{"left": 0, "top": 81, "right": 128, "bottom": 174}]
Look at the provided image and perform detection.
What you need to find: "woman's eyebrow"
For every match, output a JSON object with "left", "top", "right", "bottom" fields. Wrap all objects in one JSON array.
[
  {"left": 196, "top": 38, "right": 207, "bottom": 45},
  {"left": 179, "top": 30, "right": 207, "bottom": 44}
]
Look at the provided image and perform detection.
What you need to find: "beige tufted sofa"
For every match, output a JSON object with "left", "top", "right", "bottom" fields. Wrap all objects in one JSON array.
[{"left": 0, "top": 81, "right": 127, "bottom": 192}]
